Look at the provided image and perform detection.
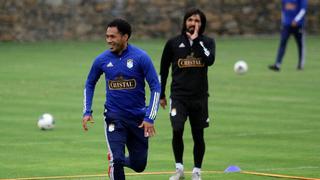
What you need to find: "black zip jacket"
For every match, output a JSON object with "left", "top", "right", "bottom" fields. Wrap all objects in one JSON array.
[{"left": 160, "top": 34, "right": 215, "bottom": 100}]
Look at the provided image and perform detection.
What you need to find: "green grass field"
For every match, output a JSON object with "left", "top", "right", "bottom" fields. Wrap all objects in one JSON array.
[{"left": 0, "top": 36, "right": 320, "bottom": 180}]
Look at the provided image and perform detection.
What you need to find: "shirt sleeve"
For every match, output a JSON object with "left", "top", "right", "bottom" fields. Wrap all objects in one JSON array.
[
  {"left": 294, "top": 0, "right": 307, "bottom": 23},
  {"left": 141, "top": 54, "right": 161, "bottom": 124},
  {"left": 192, "top": 37, "right": 216, "bottom": 66},
  {"left": 159, "top": 39, "right": 173, "bottom": 99},
  {"left": 83, "top": 58, "right": 103, "bottom": 117}
]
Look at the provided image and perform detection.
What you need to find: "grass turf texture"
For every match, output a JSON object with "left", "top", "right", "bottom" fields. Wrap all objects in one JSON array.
[{"left": 0, "top": 36, "right": 319, "bottom": 180}]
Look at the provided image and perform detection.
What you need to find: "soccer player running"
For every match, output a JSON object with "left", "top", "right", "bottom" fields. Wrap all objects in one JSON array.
[
  {"left": 159, "top": 8, "right": 216, "bottom": 180},
  {"left": 269, "top": 0, "right": 307, "bottom": 71},
  {"left": 82, "top": 19, "right": 160, "bottom": 180}
]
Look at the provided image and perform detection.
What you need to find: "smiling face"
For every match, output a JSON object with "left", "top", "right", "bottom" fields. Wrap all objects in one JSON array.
[
  {"left": 185, "top": 14, "right": 202, "bottom": 34},
  {"left": 105, "top": 27, "right": 128, "bottom": 55}
]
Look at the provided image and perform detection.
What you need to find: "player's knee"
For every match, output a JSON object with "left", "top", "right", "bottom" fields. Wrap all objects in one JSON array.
[
  {"left": 132, "top": 164, "right": 146, "bottom": 172},
  {"left": 192, "top": 128, "right": 204, "bottom": 141},
  {"left": 131, "top": 158, "right": 147, "bottom": 172},
  {"left": 173, "top": 128, "right": 184, "bottom": 137}
]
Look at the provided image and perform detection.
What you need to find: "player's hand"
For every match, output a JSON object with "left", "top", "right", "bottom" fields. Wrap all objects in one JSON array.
[
  {"left": 291, "top": 21, "right": 297, "bottom": 27},
  {"left": 82, "top": 115, "right": 94, "bottom": 131},
  {"left": 160, "top": 98, "right": 167, "bottom": 109},
  {"left": 186, "top": 22, "right": 199, "bottom": 40},
  {"left": 139, "top": 121, "right": 156, "bottom": 137}
]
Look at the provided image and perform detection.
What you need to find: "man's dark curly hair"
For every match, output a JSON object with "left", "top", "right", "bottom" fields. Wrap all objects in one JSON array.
[
  {"left": 107, "top": 18, "right": 132, "bottom": 39},
  {"left": 181, "top": 8, "right": 207, "bottom": 35}
]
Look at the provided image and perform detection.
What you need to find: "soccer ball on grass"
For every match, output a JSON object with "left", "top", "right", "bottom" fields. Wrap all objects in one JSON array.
[
  {"left": 234, "top": 60, "right": 248, "bottom": 74},
  {"left": 37, "top": 113, "right": 55, "bottom": 130}
]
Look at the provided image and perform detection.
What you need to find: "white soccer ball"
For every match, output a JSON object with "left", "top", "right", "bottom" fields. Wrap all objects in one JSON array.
[
  {"left": 37, "top": 113, "right": 55, "bottom": 130},
  {"left": 234, "top": 60, "right": 248, "bottom": 74}
]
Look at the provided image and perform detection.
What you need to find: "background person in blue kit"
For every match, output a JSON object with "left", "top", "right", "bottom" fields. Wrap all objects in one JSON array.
[
  {"left": 159, "top": 8, "right": 216, "bottom": 180},
  {"left": 82, "top": 19, "right": 160, "bottom": 180},
  {"left": 269, "top": 0, "right": 307, "bottom": 71}
]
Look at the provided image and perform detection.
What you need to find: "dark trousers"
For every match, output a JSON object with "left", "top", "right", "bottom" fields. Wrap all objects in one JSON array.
[
  {"left": 170, "top": 98, "right": 209, "bottom": 168},
  {"left": 104, "top": 117, "right": 148, "bottom": 180},
  {"left": 275, "top": 25, "right": 305, "bottom": 68}
]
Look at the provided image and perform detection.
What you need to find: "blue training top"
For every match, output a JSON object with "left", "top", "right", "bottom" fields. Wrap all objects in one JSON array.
[
  {"left": 83, "top": 44, "right": 160, "bottom": 124},
  {"left": 282, "top": 0, "right": 307, "bottom": 26}
]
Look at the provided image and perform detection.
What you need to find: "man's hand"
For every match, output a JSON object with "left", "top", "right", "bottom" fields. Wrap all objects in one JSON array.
[
  {"left": 160, "top": 98, "right": 167, "bottom": 109},
  {"left": 139, "top": 121, "right": 156, "bottom": 137},
  {"left": 291, "top": 21, "right": 297, "bottom": 27},
  {"left": 82, "top": 115, "right": 94, "bottom": 131},
  {"left": 186, "top": 22, "right": 199, "bottom": 40}
]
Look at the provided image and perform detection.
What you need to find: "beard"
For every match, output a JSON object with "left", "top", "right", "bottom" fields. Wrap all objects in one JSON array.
[{"left": 186, "top": 26, "right": 195, "bottom": 34}]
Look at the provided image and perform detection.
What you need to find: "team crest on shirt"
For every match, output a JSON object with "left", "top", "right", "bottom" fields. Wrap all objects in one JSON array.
[{"left": 127, "top": 59, "right": 133, "bottom": 69}]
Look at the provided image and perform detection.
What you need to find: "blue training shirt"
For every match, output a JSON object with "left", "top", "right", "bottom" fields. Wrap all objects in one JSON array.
[
  {"left": 282, "top": 0, "right": 307, "bottom": 26},
  {"left": 83, "top": 44, "right": 160, "bottom": 124}
]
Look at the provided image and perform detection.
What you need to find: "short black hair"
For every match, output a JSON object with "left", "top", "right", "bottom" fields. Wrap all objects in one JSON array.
[
  {"left": 181, "top": 8, "right": 207, "bottom": 35},
  {"left": 107, "top": 18, "right": 132, "bottom": 39}
]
